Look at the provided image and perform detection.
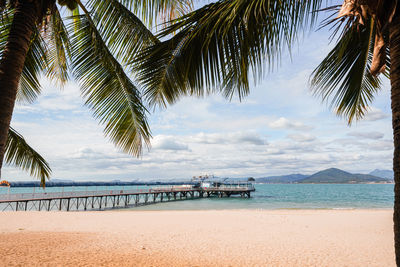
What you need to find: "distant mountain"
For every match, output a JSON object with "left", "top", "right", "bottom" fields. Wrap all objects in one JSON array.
[
  {"left": 369, "top": 169, "right": 394, "bottom": 180},
  {"left": 256, "top": 174, "right": 308, "bottom": 184},
  {"left": 297, "top": 168, "right": 389, "bottom": 184}
]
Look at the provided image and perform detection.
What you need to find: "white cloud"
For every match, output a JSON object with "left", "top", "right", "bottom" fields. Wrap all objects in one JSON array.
[
  {"left": 347, "top": 131, "right": 384, "bottom": 140},
  {"left": 268, "top": 117, "right": 312, "bottom": 131},
  {"left": 152, "top": 136, "right": 189, "bottom": 151},
  {"left": 235, "top": 132, "right": 267, "bottom": 145},
  {"left": 192, "top": 132, "right": 267, "bottom": 146},
  {"left": 368, "top": 140, "right": 393, "bottom": 151},
  {"left": 364, "top": 107, "right": 389, "bottom": 121},
  {"left": 287, "top": 133, "right": 316, "bottom": 142}
]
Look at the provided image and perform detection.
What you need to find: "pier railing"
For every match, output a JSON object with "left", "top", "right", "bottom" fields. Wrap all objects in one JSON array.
[
  {"left": 0, "top": 184, "right": 256, "bottom": 202},
  {"left": 0, "top": 188, "right": 168, "bottom": 202}
]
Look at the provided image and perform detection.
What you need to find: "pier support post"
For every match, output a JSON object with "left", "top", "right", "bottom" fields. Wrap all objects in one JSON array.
[
  {"left": 59, "top": 199, "right": 62, "bottom": 211},
  {"left": 135, "top": 195, "right": 139, "bottom": 205},
  {"left": 39, "top": 200, "right": 42, "bottom": 211},
  {"left": 100, "top": 196, "right": 103, "bottom": 209},
  {"left": 84, "top": 198, "right": 88, "bottom": 210},
  {"left": 77, "top": 198, "right": 79, "bottom": 210},
  {"left": 113, "top": 196, "right": 116, "bottom": 207},
  {"left": 24, "top": 201, "right": 28, "bottom": 211},
  {"left": 91, "top": 197, "right": 94, "bottom": 208},
  {"left": 67, "top": 198, "right": 70, "bottom": 211},
  {"left": 16, "top": 201, "right": 19, "bottom": 211},
  {"left": 47, "top": 200, "right": 51, "bottom": 211}
]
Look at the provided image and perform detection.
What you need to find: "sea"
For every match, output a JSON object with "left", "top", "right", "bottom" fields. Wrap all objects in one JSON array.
[{"left": 0, "top": 183, "right": 394, "bottom": 210}]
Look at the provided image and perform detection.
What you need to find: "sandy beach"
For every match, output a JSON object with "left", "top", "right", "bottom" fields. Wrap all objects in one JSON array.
[{"left": 0, "top": 209, "right": 395, "bottom": 266}]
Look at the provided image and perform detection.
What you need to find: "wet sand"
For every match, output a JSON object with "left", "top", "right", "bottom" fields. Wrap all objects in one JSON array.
[{"left": 0, "top": 209, "right": 395, "bottom": 266}]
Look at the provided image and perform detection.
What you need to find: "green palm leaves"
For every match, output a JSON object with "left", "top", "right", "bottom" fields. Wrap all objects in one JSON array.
[
  {"left": 135, "top": 0, "right": 324, "bottom": 107},
  {"left": 5, "top": 128, "right": 51, "bottom": 186},
  {"left": 70, "top": 10, "right": 151, "bottom": 155},
  {"left": 310, "top": 18, "right": 388, "bottom": 123},
  {"left": 135, "top": 0, "right": 391, "bottom": 124}
]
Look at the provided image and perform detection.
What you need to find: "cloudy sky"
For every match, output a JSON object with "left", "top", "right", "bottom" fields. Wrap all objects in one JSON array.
[{"left": 3, "top": 6, "right": 393, "bottom": 182}]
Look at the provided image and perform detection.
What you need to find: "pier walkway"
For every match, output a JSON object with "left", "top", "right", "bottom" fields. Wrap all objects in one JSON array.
[{"left": 0, "top": 185, "right": 255, "bottom": 211}]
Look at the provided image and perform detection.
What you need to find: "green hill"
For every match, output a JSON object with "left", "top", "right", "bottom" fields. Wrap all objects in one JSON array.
[{"left": 297, "top": 168, "right": 389, "bottom": 183}]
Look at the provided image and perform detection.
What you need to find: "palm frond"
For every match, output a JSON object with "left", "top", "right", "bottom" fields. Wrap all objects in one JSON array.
[
  {"left": 310, "top": 18, "right": 387, "bottom": 123},
  {"left": 5, "top": 127, "right": 51, "bottom": 186},
  {"left": 87, "top": 0, "right": 158, "bottom": 66},
  {"left": 135, "top": 0, "right": 324, "bottom": 108},
  {"left": 69, "top": 9, "right": 151, "bottom": 156},
  {"left": 45, "top": 6, "right": 70, "bottom": 86},
  {"left": 17, "top": 29, "right": 48, "bottom": 104},
  {"left": 118, "top": 0, "right": 193, "bottom": 28}
]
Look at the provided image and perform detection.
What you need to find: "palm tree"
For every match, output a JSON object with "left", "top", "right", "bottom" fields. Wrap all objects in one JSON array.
[
  {"left": 135, "top": 0, "right": 400, "bottom": 264},
  {"left": 0, "top": 0, "right": 191, "bottom": 179}
]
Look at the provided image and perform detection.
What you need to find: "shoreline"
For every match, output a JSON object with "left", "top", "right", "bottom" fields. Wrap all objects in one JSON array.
[{"left": 0, "top": 209, "right": 395, "bottom": 266}]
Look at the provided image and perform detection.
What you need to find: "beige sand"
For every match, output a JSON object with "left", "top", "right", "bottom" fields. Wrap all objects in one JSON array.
[{"left": 0, "top": 209, "right": 395, "bottom": 266}]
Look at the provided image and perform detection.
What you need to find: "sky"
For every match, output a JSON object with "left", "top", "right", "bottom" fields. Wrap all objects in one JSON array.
[{"left": 3, "top": 3, "right": 394, "bottom": 182}]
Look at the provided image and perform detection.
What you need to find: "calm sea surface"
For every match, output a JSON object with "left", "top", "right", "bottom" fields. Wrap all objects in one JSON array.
[{"left": 0, "top": 184, "right": 394, "bottom": 210}]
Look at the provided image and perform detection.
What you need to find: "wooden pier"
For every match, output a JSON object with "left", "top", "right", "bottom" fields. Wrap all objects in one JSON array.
[{"left": 0, "top": 185, "right": 255, "bottom": 212}]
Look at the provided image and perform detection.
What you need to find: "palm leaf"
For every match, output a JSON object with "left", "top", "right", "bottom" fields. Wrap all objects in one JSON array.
[
  {"left": 135, "top": 0, "right": 324, "bottom": 108},
  {"left": 17, "top": 29, "right": 48, "bottom": 104},
  {"left": 118, "top": 0, "right": 193, "bottom": 28},
  {"left": 69, "top": 9, "right": 151, "bottom": 156},
  {"left": 45, "top": 6, "right": 70, "bottom": 86},
  {"left": 310, "top": 18, "right": 387, "bottom": 123},
  {"left": 5, "top": 127, "right": 51, "bottom": 187},
  {"left": 87, "top": 0, "right": 158, "bottom": 66}
]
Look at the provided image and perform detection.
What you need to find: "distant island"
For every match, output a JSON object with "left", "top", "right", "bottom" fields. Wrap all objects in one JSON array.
[{"left": 256, "top": 168, "right": 393, "bottom": 184}]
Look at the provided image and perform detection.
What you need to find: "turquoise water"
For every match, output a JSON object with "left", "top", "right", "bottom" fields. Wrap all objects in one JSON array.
[
  {"left": 0, "top": 184, "right": 394, "bottom": 210},
  {"left": 132, "top": 184, "right": 394, "bottom": 210}
]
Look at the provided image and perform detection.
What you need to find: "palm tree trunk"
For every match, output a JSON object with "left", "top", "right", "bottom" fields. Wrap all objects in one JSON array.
[
  {"left": 390, "top": 5, "right": 400, "bottom": 266},
  {"left": 0, "top": 0, "right": 39, "bottom": 178}
]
